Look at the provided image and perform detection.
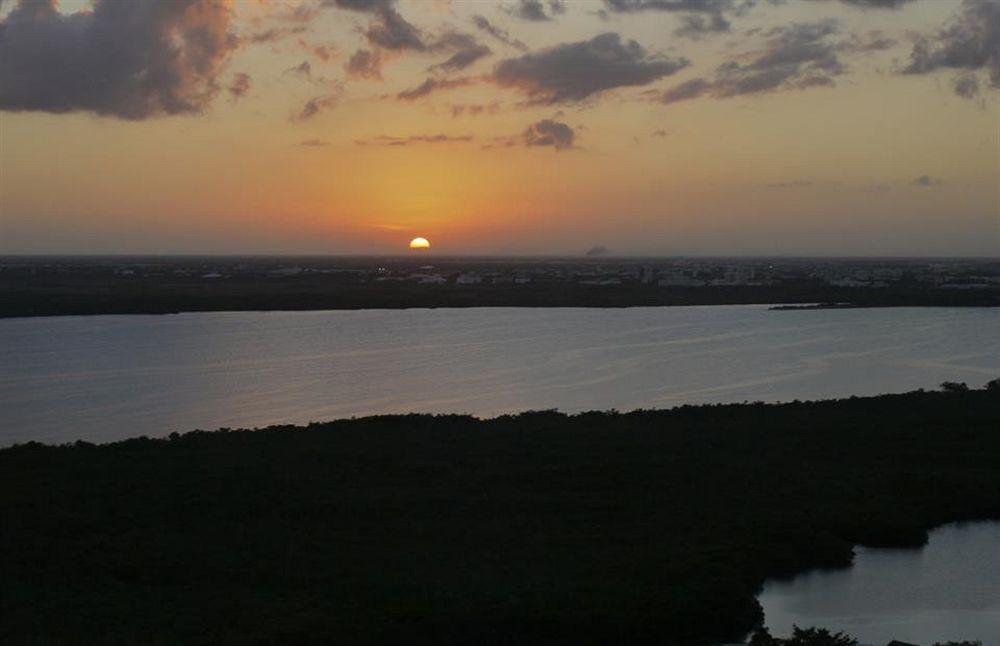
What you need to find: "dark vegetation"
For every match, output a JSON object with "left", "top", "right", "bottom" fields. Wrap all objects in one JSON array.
[
  {"left": 2, "top": 258, "right": 997, "bottom": 318},
  {"left": 2, "top": 387, "right": 1000, "bottom": 645}
]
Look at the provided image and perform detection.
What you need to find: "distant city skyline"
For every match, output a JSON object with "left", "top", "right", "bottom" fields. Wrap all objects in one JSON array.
[{"left": 1, "top": 0, "right": 998, "bottom": 256}]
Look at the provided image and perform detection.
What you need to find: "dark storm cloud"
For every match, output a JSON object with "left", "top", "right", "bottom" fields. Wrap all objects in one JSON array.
[
  {"left": 522, "top": 119, "right": 575, "bottom": 149},
  {"left": 346, "top": 48, "right": 383, "bottom": 79},
  {"left": 902, "top": 0, "right": 1000, "bottom": 97},
  {"left": 661, "top": 20, "right": 846, "bottom": 103},
  {"left": 493, "top": 33, "right": 688, "bottom": 104},
  {"left": 0, "top": 0, "right": 239, "bottom": 120},
  {"left": 396, "top": 77, "right": 476, "bottom": 101},
  {"left": 227, "top": 73, "right": 252, "bottom": 101},
  {"left": 472, "top": 15, "right": 528, "bottom": 52}
]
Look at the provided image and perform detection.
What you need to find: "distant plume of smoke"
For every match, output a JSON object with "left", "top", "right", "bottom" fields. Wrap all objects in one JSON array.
[{"left": 585, "top": 245, "right": 610, "bottom": 257}]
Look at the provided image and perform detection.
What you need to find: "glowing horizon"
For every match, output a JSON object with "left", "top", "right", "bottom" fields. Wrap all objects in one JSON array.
[{"left": 0, "top": 0, "right": 997, "bottom": 257}]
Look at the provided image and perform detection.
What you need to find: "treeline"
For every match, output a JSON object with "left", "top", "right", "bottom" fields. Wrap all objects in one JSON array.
[
  {"left": 2, "top": 274, "right": 997, "bottom": 318},
  {"left": 2, "top": 386, "right": 999, "bottom": 644}
]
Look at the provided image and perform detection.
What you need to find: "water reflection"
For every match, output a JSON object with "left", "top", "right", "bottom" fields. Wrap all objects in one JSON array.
[
  {"left": 1, "top": 306, "right": 998, "bottom": 445},
  {"left": 758, "top": 522, "right": 1000, "bottom": 644}
]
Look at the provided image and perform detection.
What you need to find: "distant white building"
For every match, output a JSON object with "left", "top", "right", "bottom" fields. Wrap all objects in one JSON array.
[{"left": 455, "top": 273, "right": 483, "bottom": 285}]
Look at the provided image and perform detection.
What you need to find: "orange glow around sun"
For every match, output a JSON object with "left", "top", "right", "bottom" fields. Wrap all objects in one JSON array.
[{"left": 409, "top": 237, "right": 430, "bottom": 249}]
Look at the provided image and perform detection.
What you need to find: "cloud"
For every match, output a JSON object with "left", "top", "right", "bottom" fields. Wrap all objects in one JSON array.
[
  {"left": 675, "top": 13, "right": 731, "bottom": 39},
  {"left": 661, "top": 77, "right": 713, "bottom": 103},
  {"left": 661, "top": 20, "right": 846, "bottom": 103},
  {"left": 585, "top": 245, "right": 610, "bottom": 256},
  {"left": 506, "top": 0, "right": 563, "bottom": 22},
  {"left": 355, "top": 134, "right": 475, "bottom": 146},
  {"left": 522, "top": 119, "right": 575, "bottom": 150},
  {"left": 298, "top": 138, "right": 330, "bottom": 147},
  {"left": 346, "top": 48, "right": 383, "bottom": 79},
  {"left": 912, "top": 175, "right": 943, "bottom": 187},
  {"left": 297, "top": 90, "right": 343, "bottom": 121},
  {"left": 837, "top": 0, "right": 916, "bottom": 8},
  {"left": 428, "top": 32, "right": 493, "bottom": 72},
  {"left": 429, "top": 44, "right": 492, "bottom": 72},
  {"left": 953, "top": 72, "right": 980, "bottom": 98},
  {"left": 0, "top": 0, "right": 239, "bottom": 120},
  {"left": 472, "top": 15, "right": 528, "bottom": 52},
  {"left": 327, "top": 0, "right": 427, "bottom": 51},
  {"left": 286, "top": 60, "right": 314, "bottom": 78},
  {"left": 299, "top": 40, "right": 337, "bottom": 62},
  {"left": 493, "top": 33, "right": 688, "bottom": 104},
  {"left": 396, "top": 76, "right": 475, "bottom": 100},
  {"left": 450, "top": 102, "right": 502, "bottom": 117},
  {"left": 902, "top": 0, "right": 999, "bottom": 98},
  {"left": 227, "top": 73, "right": 252, "bottom": 101},
  {"left": 600, "top": 0, "right": 748, "bottom": 39},
  {"left": 246, "top": 26, "right": 308, "bottom": 45}
]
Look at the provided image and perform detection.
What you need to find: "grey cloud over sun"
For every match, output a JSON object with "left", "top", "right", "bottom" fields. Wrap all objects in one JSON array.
[
  {"left": 472, "top": 15, "right": 528, "bottom": 52},
  {"left": 522, "top": 119, "right": 576, "bottom": 150},
  {"left": 494, "top": 33, "right": 688, "bottom": 104},
  {"left": 0, "top": 0, "right": 239, "bottom": 120},
  {"left": 661, "top": 20, "right": 847, "bottom": 104},
  {"left": 902, "top": 0, "right": 1000, "bottom": 98}
]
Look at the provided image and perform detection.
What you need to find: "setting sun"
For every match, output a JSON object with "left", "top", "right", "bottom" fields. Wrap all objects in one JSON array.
[{"left": 409, "top": 237, "right": 430, "bottom": 250}]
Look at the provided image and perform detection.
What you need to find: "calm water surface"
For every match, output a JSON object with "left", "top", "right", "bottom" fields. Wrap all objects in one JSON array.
[
  {"left": 758, "top": 522, "right": 1000, "bottom": 644},
  {"left": 1, "top": 305, "right": 998, "bottom": 445}
]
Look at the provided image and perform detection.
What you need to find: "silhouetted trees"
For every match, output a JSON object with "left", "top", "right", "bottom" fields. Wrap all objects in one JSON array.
[{"left": 3, "top": 386, "right": 999, "bottom": 645}]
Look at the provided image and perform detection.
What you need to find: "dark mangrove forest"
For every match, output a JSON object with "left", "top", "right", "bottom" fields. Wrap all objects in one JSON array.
[{"left": 2, "top": 385, "right": 999, "bottom": 645}]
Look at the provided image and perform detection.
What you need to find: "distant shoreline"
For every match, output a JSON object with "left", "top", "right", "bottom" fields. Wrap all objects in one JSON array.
[{"left": 2, "top": 287, "right": 997, "bottom": 319}]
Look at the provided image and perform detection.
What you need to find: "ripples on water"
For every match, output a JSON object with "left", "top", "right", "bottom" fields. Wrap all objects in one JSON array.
[{"left": 1, "top": 305, "right": 998, "bottom": 445}]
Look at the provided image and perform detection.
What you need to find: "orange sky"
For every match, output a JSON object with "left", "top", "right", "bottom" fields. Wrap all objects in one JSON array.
[{"left": 0, "top": 0, "right": 997, "bottom": 256}]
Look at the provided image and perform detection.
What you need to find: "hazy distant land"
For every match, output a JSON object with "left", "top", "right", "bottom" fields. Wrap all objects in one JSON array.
[
  {"left": 1, "top": 256, "right": 997, "bottom": 318},
  {"left": 3, "top": 385, "right": 998, "bottom": 645}
]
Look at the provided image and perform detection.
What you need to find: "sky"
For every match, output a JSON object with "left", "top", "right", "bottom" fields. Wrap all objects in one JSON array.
[{"left": 0, "top": 0, "right": 997, "bottom": 256}]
